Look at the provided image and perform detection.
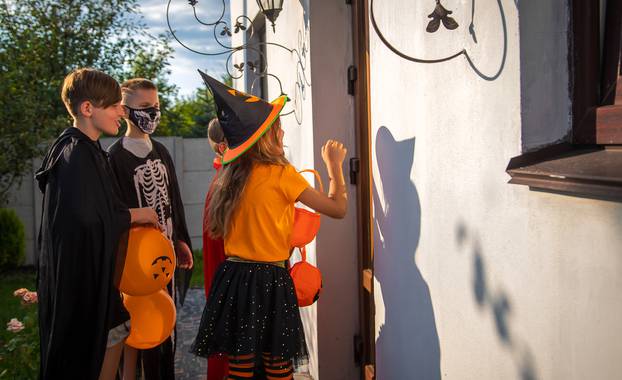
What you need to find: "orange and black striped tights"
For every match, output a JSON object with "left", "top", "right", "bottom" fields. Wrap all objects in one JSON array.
[{"left": 227, "top": 353, "right": 294, "bottom": 379}]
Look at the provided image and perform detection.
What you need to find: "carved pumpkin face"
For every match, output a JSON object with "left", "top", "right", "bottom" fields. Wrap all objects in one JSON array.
[
  {"left": 151, "top": 255, "right": 174, "bottom": 285},
  {"left": 119, "top": 227, "right": 176, "bottom": 296}
]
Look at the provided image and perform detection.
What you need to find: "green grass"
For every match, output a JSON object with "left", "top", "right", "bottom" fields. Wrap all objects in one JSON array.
[
  {"left": 0, "top": 252, "right": 205, "bottom": 378},
  {"left": 0, "top": 267, "right": 39, "bottom": 378},
  {"left": 189, "top": 249, "right": 204, "bottom": 289}
]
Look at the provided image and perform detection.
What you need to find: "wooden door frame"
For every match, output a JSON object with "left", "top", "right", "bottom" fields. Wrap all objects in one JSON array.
[{"left": 351, "top": 0, "right": 375, "bottom": 378}]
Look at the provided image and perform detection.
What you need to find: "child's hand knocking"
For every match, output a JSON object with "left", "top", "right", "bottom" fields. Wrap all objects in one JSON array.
[
  {"left": 298, "top": 139, "right": 348, "bottom": 218},
  {"left": 321, "top": 140, "right": 347, "bottom": 167}
]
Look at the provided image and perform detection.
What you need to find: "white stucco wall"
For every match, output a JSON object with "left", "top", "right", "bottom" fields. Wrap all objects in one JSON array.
[{"left": 369, "top": 0, "right": 622, "bottom": 379}]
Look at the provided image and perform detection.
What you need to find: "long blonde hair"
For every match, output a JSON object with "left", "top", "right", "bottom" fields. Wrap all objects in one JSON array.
[{"left": 208, "top": 119, "right": 288, "bottom": 238}]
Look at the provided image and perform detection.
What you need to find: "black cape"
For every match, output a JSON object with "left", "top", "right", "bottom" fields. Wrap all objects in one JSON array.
[
  {"left": 35, "top": 128, "right": 131, "bottom": 380},
  {"left": 107, "top": 137, "right": 193, "bottom": 379}
]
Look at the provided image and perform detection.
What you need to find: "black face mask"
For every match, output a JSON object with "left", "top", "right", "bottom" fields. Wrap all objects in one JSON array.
[{"left": 125, "top": 105, "right": 161, "bottom": 134}]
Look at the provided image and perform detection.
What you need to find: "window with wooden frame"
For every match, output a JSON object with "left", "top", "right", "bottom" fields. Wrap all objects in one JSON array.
[{"left": 506, "top": 0, "right": 622, "bottom": 201}]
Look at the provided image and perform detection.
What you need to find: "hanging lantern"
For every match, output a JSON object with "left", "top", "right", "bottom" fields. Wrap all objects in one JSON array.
[{"left": 256, "top": 0, "right": 284, "bottom": 32}]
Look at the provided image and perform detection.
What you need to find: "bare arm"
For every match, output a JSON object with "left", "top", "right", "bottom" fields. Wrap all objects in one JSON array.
[{"left": 297, "top": 140, "right": 348, "bottom": 219}]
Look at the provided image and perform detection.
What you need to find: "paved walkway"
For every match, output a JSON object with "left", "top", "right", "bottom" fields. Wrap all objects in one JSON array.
[{"left": 174, "top": 287, "right": 207, "bottom": 380}]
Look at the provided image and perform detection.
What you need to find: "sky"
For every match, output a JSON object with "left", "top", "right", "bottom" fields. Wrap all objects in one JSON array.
[{"left": 138, "top": 0, "right": 230, "bottom": 97}]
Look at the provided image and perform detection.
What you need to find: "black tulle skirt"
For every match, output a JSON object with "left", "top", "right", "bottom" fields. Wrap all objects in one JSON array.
[{"left": 191, "top": 260, "right": 308, "bottom": 368}]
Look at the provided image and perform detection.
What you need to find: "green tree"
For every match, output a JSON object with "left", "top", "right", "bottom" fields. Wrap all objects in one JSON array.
[
  {"left": 157, "top": 74, "right": 231, "bottom": 138},
  {"left": 159, "top": 88, "right": 216, "bottom": 138},
  {"left": 0, "top": 0, "right": 174, "bottom": 205}
]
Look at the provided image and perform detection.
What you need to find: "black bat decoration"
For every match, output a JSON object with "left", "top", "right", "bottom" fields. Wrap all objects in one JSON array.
[{"left": 427, "top": 0, "right": 459, "bottom": 33}]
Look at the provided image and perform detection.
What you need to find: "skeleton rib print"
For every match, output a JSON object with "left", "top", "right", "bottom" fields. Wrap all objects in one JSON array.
[{"left": 133, "top": 159, "right": 173, "bottom": 240}]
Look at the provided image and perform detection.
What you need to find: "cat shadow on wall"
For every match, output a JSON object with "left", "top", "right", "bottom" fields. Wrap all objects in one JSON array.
[{"left": 373, "top": 126, "right": 441, "bottom": 379}]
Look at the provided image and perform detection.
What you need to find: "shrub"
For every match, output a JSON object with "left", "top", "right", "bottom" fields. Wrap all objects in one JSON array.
[{"left": 0, "top": 209, "right": 25, "bottom": 272}]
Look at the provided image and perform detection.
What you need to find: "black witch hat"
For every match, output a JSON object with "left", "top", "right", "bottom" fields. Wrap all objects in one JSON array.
[{"left": 198, "top": 70, "right": 288, "bottom": 164}]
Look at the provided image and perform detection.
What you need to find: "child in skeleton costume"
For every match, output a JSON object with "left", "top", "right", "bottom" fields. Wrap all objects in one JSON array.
[{"left": 107, "top": 78, "right": 194, "bottom": 380}]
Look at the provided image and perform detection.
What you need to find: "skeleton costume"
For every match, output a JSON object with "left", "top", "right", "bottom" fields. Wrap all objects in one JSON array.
[{"left": 108, "top": 136, "right": 192, "bottom": 380}]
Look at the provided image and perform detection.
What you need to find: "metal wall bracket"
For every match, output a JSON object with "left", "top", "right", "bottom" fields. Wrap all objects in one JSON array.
[
  {"left": 349, "top": 157, "right": 360, "bottom": 185},
  {"left": 348, "top": 65, "right": 358, "bottom": 95}
]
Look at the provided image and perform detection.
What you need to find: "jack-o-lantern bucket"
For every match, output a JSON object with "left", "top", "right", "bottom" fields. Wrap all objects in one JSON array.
[
  {"left": 291, "top": 208, "right": 321, "bottom": 248},
  {"left": 290, "top": 170, "right": 323, "bottom": 248},
  {"left": 119, "top": 226, "right": 176, "bottom": 296},
  {"left": 123, "top": 289, "right": 176, "bottom": 349}
]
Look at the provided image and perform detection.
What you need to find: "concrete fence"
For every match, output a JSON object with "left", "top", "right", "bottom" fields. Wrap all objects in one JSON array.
[{"left": 6, "top": 137, "right": 217, "bottom": 265}]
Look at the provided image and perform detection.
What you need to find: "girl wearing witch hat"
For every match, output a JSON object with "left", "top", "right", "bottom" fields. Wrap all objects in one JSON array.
[{"left": 191, "top": 71, "right": 348, "bottom": 379}]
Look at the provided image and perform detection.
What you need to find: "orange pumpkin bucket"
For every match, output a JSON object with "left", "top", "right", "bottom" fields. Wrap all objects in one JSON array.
[
  {"left": 119, "top": 226, "right": 176, "bottom": 296},
  {"left": 290, "top": 170, "right": 323, "bottom": 248},
  {"left": 123, "top": 289, "right": 176, "bottom": 350},
  {"left": 289, "top": 247, "right": 322, "bottom": 307}
]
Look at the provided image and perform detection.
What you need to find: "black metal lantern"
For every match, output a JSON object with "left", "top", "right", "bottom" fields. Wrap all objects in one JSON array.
[{"left": 256, "top": 0, "right": 283, "bottom": 32}]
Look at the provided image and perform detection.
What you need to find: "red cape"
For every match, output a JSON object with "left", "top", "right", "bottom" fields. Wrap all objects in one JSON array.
[{"left": 202, "top": 160, "right": 228, "bottom": 378}]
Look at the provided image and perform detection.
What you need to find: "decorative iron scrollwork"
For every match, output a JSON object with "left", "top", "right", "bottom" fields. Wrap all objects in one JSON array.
[{"left": 167, "top": 0, "right": 311, "bottom": 124}]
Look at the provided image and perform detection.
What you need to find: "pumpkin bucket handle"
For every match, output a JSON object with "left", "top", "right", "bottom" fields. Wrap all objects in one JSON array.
[{"left": 298, "top": 169, "right": 324, "bottom": 193}]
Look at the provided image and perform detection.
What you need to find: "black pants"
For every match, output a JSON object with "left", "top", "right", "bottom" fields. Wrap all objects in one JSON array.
[{"left": 140, "top": 337, "right": 175, "bottom": 380}]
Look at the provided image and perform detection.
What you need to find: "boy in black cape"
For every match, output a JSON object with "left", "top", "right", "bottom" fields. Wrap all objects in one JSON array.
[
  {"left": 107, "top": 78, "right": 194, "bottom": 379},
  {"left": 35, "top": 68, "right": 160, "bottom": 380}
]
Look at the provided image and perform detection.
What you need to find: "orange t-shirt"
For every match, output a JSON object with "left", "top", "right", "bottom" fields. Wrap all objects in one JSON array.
[{"left": 225, "top": 163, "right": 310, "bottom": 262}]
